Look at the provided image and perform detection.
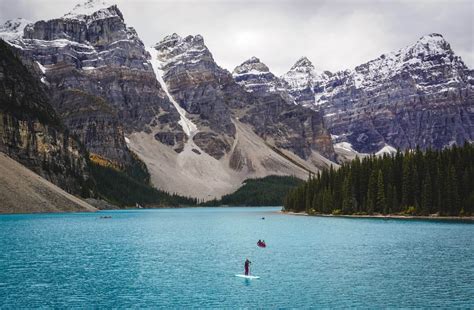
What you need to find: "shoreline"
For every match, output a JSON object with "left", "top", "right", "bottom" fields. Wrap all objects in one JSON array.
[
  {"left": 280, "top": 211, "right": 474, "bottom": 222},
  {"left": 0, "top": 205, "right": 281, "bottom": 216}
]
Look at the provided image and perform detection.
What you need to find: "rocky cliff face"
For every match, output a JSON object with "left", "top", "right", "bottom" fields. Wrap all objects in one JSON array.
[
  {"left": 0, "top": 39, "right": 90, "bottom": 195},
  {"left": 153, "top": 33, "right": 237, "bottom": 158},
  {"left": 282, "top": 34, "right": 474, "bottom": 153},
  {"left": 153, "top": 34, "right": 335, "bottom": 162},
  {"left": 1, "top": 0, "right": 336, "bottom": 201},
  {"left": 1, "top": 0, "right": 182, "bottom": 165},
  {"left": 233, "top": 57, "right": 335, "bottom": 160}
]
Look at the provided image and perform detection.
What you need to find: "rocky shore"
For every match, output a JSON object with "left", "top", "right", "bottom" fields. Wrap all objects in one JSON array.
[{"left": 280, "top": 210, "right": 474, "bottom": 221}]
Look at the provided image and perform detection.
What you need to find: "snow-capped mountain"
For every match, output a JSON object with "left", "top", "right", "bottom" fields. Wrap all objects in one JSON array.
[
  {"left": 282, "top": 34, "right": 474, "bottom": 153},
  {"left": 233, "top": 56, "right": 288, "bottom": 95},
  {"left": 0, "top": 1, "right": 335, "bottom": 200},
  {"left": 281, "top": 57, "right": 332, "bottom": 107},
  {"left": 0, "top": 1, "right": 183, "bottom": 165},
  {"left": 152, "top": 33, "right": 334, "bottom": 160},
  {"left": 2, "top": 0, "right": 470, "bottom": 200}
]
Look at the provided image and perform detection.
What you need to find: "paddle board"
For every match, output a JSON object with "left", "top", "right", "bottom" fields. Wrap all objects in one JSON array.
[{"left": 235, "top": 274, "right": 260, "bottom": 279}]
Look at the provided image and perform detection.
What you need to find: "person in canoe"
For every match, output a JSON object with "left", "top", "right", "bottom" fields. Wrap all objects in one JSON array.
[
  {"left": 244, "top": 258, "right": 251, "bottom": 275},
  {"left": 257, "top": 240, "right": 266, "bottom": 248}
]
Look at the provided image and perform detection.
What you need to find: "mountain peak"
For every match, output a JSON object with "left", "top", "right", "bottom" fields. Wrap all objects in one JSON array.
[
  {"left": 156, "top": 33, "right": 207, "bottom": 48},
  {"left": 245, "top": 56, "right": 261, "bottom": 64},
  {"left": 63, "top": 0, "right": 121, "bottom": 21},
  {"left": 69, "top": 0, "right": 111, "bottom": 12},
  {"left": 158, "top": 33, "right": 181, "bottom": 44},
  {"left": 154, "top": 33, "right": 214, "bottom": 66},
  {"left": 193, "top": 34, "right": 204, "bottom": 42},
  {"left": 233, "top": 57, "right": 270, "bottom": 75},
  {"left": 410, "top": 32, "right": 452, "bottom": 55},
  {"left": 291, "top": 57, "right": 314, "bottom": 70},
  {"left": 417, "top": 33, "right": 448, "bottom": 46},
  {"left": 232, "top": 56, "right": 287, "bottom": 95},
  {"left": 419, "top": 33, "right": 444, "bottom": 40},
  {"left": 183, "top": 34, "right": 205, "bottom": 46}
]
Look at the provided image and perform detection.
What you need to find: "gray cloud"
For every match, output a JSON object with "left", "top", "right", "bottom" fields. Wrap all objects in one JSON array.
[{"left": 1, "top": 0, "right": 472, "bottom": 75}]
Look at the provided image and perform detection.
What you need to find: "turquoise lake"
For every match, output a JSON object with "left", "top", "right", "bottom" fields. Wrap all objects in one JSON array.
[{"left": 0, "top": 207, "right": 473, "bottom": 308}]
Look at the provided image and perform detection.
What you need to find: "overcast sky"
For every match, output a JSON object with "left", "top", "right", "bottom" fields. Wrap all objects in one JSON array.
[{"left": 1, "top": 0, "right": 473, "bottom": 75}]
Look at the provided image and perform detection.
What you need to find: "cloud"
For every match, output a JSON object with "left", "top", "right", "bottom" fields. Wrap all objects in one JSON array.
[{"left": 1, "top": 0, "right": 472, "bottom": 75}]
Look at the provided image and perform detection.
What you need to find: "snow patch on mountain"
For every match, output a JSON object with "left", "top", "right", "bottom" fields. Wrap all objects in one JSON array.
[
  {"left": 334, "top": 142, "right": 357, "bottom": 153},
  {"left": 63, "top": 0, "right": 117, "bottom": 22},
  {"left": 334, "top": 142, "right": 397, "bottom": 161},
  {"left": 146, "top": 46, "right": 198, "bottom": 138},
  {"left": 0, "top": 18, "right": 32, "bottom": 49},
  {"left": 154, "top": 33, "right": 211, "bottom": 68},
  {"left": 35, "top": 61, "right": 49, "bottom": 84},
  {"left": 0, "top": 18, "right": 31, "bottom": 42},
  {"left": 375, "top": 144, "right": 397, "bottom": 156}
]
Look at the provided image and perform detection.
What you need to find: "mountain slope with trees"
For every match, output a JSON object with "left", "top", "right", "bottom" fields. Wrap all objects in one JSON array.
[
  {"left": 284, "top": 143, "right": 473, "bottom": 216},
  {"left": 204, "top": 175, "right": 303, "bottom": 206}
]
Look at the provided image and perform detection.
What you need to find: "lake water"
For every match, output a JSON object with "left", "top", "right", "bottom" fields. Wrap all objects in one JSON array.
[{"left": 0, "top": 207, "right": 473, "bottom": 308}]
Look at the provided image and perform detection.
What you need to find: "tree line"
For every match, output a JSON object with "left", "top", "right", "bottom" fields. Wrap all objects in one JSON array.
[
  {"left": 284, "top": 143, "right": 473, "bottom": 216},
  {"left": 89, "top": 162, "right": 199, "bottom": 207},
  {"left": 203, "top": 175, "right": 303, "bottom": 206}
]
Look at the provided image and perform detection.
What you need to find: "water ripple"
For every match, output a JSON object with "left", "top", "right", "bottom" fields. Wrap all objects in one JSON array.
[{"left": 0, "top": 208, "right": 472, "bottom": 308}]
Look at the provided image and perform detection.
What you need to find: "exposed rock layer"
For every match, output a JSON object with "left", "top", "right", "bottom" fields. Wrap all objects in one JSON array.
[
  {"left": 155, "top": 34, "right": 335, "bottom": 161},
  {"left": 281, "top": 34, "right": 474, "bottom": 153},
  {"left": 0, "top": 39, "right": 90, "bottom": 195}
]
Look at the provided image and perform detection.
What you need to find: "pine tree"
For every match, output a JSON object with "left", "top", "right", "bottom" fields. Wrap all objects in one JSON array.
[
  {"left": 413, "top": 166, "right": 420, "bottom": 209},
  {"left": 401, "top": 157, "right": 412, "bottom": 208},
  {"left": 391, "top": 186, "right": 399, "bottom": 213},
  {"left": 322, "top": 188, "right": 333, "bottom": 214},
  {"left": 447, "top": 166, "right": 460, "bottom": 215},
  {"left": 341, "top": 175, "right": 353, "bottom": 214},
  {"left": 421, "top": 170, "right": 432, "bottom": 215},
  {"left": 461, "top": 169, "right": 471, "bottom": 215},
  {"left": 305, "top": 183, "right": 313, "bottom": 212},
  {"left": 387, "top": 184, "right": 394, "bottom": 214},
  {"left": 366, "top": 170, "right": 377, "bottom": 214},
  {"left": 376, "top": 170, "right": 387, "bottom": 214},
  {"left": 282, "top": 144, "right": 473, "bottom": 217}
]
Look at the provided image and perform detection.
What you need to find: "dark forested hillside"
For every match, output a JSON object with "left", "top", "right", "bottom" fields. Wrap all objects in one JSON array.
[
  {"left": 89, "top": 162, "right": 198, "bottom": 207},
  {"left": 204, "top": 175, "right": 303, "bottom": 206},
  {"left": 284, "top": 144, "right": 474, "bottom": 216}
]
